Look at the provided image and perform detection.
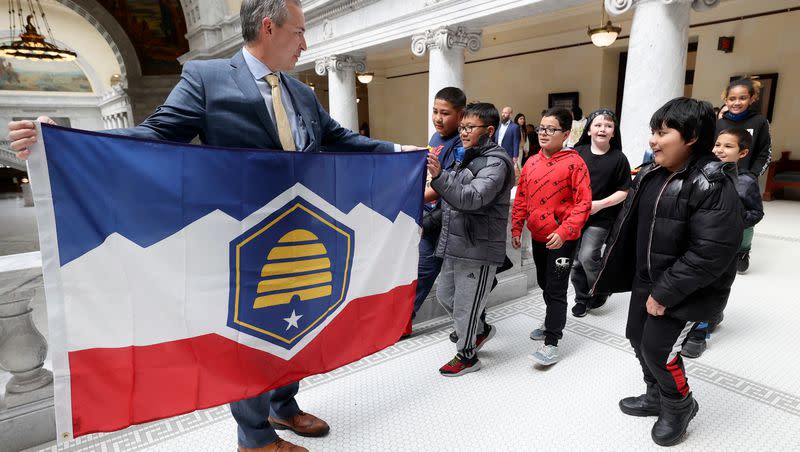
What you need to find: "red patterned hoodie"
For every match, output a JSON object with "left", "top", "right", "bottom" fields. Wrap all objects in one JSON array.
[{"left": 511, "top": 148, "right": 592, "bottom": 242}]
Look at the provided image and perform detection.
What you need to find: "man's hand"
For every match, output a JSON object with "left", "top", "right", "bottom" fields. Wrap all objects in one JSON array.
[
  {"left": 590, "top": 200, "right": 604, "bottom": 215},
  {"left": 401, "top": 145, "right": 425, "bottom": 152},
  {"left": 511, "top": 236, "right": 522, "bottom": 249},
  {"left": 545, "top": 232, "right": 563, "bottom": 249},
  {"left": 7, "top": 116, "right": 55, "bottom": 160},
  {"left": 646, "top": 295, "right": 666, "bottom": 316},
  {"left": 426, "top": 152, "right": 441, "bottom": 179}
]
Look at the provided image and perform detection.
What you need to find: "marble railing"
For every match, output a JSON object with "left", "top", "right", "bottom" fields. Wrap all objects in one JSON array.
[
  {"left": 0, "top": 145, "right": 26, "bottom": 172},
  {"left": 0, "top": 252, "right": 55, "bottom": 452}
]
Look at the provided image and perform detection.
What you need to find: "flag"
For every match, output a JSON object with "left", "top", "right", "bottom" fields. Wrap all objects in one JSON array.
[{"left": 27, "top": 124, "right": 425, "bottom": 441}]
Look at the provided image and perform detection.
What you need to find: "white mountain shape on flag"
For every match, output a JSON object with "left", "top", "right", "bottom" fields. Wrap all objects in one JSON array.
[{"left": 60, "top": 183, "right": 419, "bottom": 360}]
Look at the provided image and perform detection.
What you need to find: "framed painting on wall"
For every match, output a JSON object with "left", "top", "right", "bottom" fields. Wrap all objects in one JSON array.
[
  {"left": 548, "top": 92, "right": 580, "bottom": 112},
  {"left": 728, "top": 73, "right": 778, "bottom": 122}
]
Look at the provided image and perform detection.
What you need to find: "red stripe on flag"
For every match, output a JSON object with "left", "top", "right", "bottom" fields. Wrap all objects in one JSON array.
[
  {"left": 666, "top": 355, "right": 689, "bottom": 397},
  {"left": 68, "top": 281, "right": 416, "bottom": 437}
]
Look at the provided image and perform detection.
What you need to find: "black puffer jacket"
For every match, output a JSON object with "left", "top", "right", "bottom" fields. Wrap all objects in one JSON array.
[{"left": 594, "top": 155, "right": 744, "bottom": 321}]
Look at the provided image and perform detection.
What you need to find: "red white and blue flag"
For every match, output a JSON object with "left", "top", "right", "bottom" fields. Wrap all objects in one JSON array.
[{"left": 27, "top": 124, "right": 425, "bottom": 441}]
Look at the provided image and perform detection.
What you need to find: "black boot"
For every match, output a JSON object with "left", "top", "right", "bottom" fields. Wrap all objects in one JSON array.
[
  {"left": 651, "top": 393, "right": 699, "bottom": 446},
  {"left": 619, "top": 383, "right": 660, "bottom": 417},
  {"left": 588, "top": 293, "right": 609, "bottom": 310}
]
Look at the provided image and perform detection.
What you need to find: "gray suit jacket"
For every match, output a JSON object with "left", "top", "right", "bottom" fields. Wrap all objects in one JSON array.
[{"left": 116, "top": 50, "right": 394, "bottom": 153}]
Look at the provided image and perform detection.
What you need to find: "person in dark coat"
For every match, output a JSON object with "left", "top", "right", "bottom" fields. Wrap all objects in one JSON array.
[
  {"left": 594, "top": 98, "right": 744, "bottom": 447},
  {"left": 680, "top": 127, "right": 764, "bottom": 358}
]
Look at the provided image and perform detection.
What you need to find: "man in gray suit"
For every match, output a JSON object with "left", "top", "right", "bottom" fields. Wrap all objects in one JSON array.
[{"left": 8, "top": 1, "right": 417, "bottom": 450}]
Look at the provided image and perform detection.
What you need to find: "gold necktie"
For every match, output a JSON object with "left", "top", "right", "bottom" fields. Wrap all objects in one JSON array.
[{"left": 265, "top": 74, "right": 296, "bottom": 151}]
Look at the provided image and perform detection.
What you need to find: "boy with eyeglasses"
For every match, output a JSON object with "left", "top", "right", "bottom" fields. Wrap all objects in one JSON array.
[
  {"left": 426, "top": 102, "right": 515, "bottom": 376},
  {"left": 511, "top": 107, "right": 592, "bottom": 366}
]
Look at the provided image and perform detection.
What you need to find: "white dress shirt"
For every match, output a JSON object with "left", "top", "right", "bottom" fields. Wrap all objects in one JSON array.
[
  {"left": 242, "top": 47, "right": 308, "bottom": 150},
  {"left": 497, "top": 120, "right": 510, "bottom": 145}
]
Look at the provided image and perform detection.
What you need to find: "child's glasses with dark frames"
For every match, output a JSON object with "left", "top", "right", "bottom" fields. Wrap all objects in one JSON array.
[
  {"left": 534, "top": 126, "right": 567, "bottom": 136},
  {"left": 458, "top": 125, "right": 489, "bottom": 134}
]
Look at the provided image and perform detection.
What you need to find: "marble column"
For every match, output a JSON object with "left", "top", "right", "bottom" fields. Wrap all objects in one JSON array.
[
  {"left": 315, "top": 55, "right": 365, "bottom": 132},
  {"left": 411, "top": 26, "right": 482, "bottom": 138},
  {"left": 607, "top": 0, "right": 719, "bottom": 165}
]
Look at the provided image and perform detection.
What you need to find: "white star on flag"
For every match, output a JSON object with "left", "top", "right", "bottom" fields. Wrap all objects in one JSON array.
[{"left": 284, "top": 310, "right": 303, "bottom": 330}]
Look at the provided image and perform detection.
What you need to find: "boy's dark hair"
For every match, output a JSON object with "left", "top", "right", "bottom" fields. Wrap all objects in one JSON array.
[
  {"left": 464, "top": 102, "right": 500, "bottom": 130},
  {"left": 543, "top": 107, "right": 573, "bottom": 131},
  {"left": 649, "top": 97, "right": 716, "bottom": 156},
  {"left": 434, "top": 87, "right": 467, "bottom": 109},
  {"left": 718, "top": 127, "right": 753, "bottom": 152}
]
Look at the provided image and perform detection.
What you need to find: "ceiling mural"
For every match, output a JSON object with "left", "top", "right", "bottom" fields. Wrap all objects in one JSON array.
[
  {"left": 0, "top": 57, "right": 92, "bottom": 92},
  {"left": 98, "top": 0, "right": 189, "bottom": 75}
]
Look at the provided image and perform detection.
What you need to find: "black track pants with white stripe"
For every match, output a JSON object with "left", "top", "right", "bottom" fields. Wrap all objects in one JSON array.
[
  {"left": 436, "top": 258, "right": 497, "bottom": 359},
  {"left": 626, "top": 279, "right": 693, "bottom": 400}
]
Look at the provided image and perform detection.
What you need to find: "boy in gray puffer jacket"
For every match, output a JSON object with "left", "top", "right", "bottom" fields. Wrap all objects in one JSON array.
[{"left": 426, "top": 102, "right": 515, "bottom": 377}]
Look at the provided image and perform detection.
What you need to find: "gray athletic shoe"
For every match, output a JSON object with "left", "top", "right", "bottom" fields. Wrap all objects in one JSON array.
[
  {"left": 529, "top": 324, "right": 545, "bottom": 341},
  {"left": 529, "top": 344, "right": 560, "bottom": 366}
]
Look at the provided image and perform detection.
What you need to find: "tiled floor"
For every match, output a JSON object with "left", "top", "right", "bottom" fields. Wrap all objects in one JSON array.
[{"left": 12, "top": 200, "right": 800, "bottom": 451}]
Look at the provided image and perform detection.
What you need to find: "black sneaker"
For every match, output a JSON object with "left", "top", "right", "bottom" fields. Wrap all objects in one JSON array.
[
  {"left": 681, "top": 337, "right": 707, "bottom": 359},
  {"left": 571, "top": 302, "right": 588, "bottom": 318},
  {"left": 736, "top": 252, "right": 750, "bottom": 274}
]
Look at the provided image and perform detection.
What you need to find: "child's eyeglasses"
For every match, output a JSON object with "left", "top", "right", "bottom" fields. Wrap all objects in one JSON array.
[
  {"left": 534, "top": 126, "right": 566, "bottom": 136},
  {"left": 458, "top": 125, "right": 489, "bottom": 134}
]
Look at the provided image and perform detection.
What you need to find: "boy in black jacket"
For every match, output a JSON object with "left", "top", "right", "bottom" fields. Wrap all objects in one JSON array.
[
  {"left": 681, "top": 127, "right": 764, "bottom": 358},
  {"left": 594, "top": 98, "right": 743, "bottom": 447}
]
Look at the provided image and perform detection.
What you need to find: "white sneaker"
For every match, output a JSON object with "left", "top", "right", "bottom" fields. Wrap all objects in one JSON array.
[
  {"left": 529, "top": 344, "right": 560, "bottom": 366},
  {"left": 529, "top": 323, "right": 545, "bottom": 341}
]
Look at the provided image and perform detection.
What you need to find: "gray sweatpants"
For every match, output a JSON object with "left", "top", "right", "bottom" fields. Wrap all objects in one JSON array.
[{"left": 436, "top": 258, "right": 497, "bottom": 359}]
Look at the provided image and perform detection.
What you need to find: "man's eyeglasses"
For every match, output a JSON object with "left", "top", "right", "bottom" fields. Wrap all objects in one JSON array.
[
  {"left": 534, "top": 126, "right": 567, "bottom": 136},
  {"left": 458, "top": 125, "right": 488, "bottom": 134}
]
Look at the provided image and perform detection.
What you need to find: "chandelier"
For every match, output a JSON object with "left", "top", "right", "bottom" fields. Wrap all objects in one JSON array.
[
  {"left": 1, "top": 0, "right": 77, "bottom": 61},
  {"left": 587, "top": 0, "right": 622, "bottom": 48}
]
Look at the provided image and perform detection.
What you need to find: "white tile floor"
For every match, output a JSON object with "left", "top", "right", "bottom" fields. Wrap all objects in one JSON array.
[{"left": 22, "top": 201, "right": 800, "bottom": 451}]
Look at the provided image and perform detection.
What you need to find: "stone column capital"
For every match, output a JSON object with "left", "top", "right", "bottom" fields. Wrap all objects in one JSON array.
[
  {"left": 314, "top": 55, "right": 367, "bottom": 76},
  {"left": 411, "top": 26, "right": 482, "bottom": 57},
  {"left": 604, "top": 0, "right": 719, "bottom": 16}
]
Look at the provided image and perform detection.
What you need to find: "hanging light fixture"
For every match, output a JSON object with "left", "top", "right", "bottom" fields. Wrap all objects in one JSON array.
[
  {"left": 588, "top": 0, "right": 622, "bottom": 48},
  {"left": 304, "top": 74, "right": 316, "bottom": 91},
  {"left": 356, "top": 72, "right": 374, "bottom": 84},
  {"left": 0, "top": 0, "right": 77, "bottom": 61}
]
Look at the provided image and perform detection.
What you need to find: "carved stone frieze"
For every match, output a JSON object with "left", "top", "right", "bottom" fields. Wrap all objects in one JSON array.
[
  {"left": 604, "top": 0, "right": 720, "bottom": 16},
  {"left": 410, "top": 26, "right": 482, "bottom": 57},
  {"left": 314, "top": 55, "right": 367, "bottom": 76}
]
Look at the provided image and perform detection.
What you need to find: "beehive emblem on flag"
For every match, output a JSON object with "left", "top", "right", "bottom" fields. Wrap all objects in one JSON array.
[{"left": 228, "top": 196, "right": 354, "bottom": 349}]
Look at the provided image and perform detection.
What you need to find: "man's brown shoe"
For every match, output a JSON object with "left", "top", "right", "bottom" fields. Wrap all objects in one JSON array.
[
  {"left": 238, "top": 438, "right": 308, "bottom": 452},
  {"left": 268, "top": 411, "right": 330, "bottom": 437}
]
